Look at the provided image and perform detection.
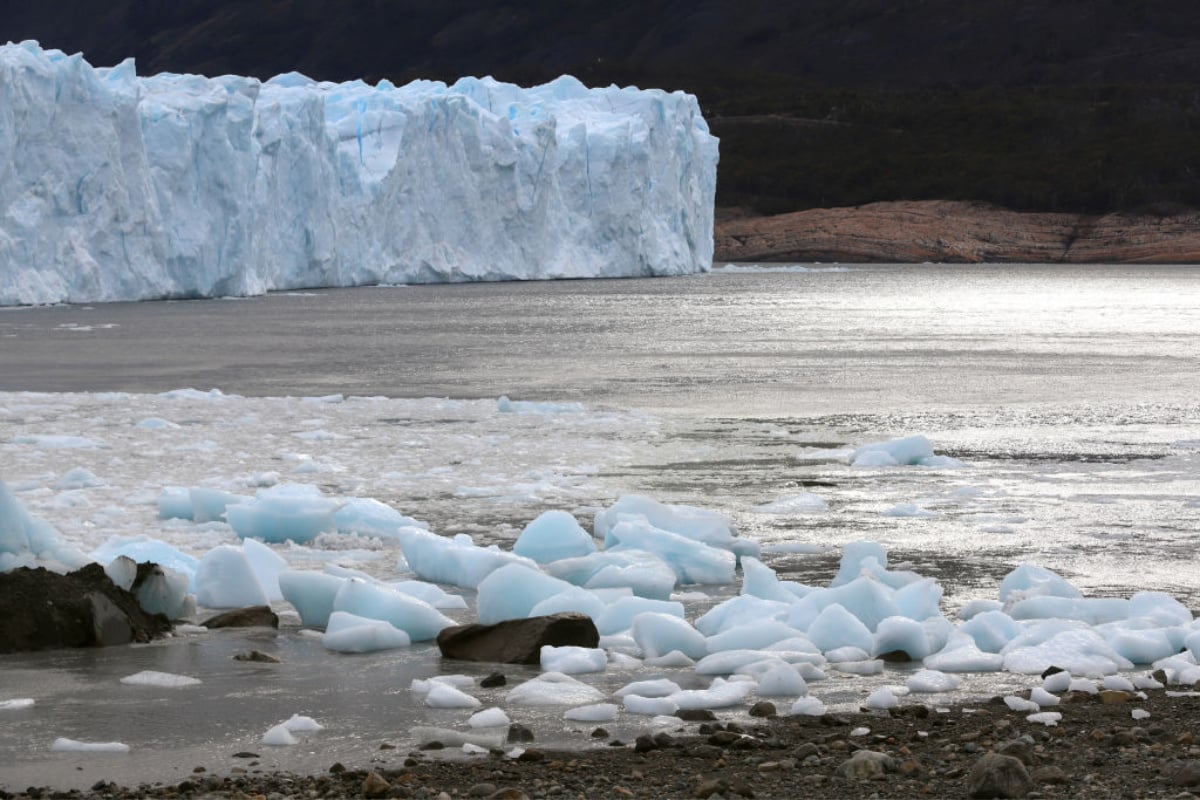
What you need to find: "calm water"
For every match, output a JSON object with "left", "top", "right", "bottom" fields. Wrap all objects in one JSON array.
[{"left": 2, "top": 263, "right": 1199, "bottom": 789}]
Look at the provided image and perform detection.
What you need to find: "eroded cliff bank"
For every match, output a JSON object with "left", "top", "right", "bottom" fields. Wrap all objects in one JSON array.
[{"left": 713, "top": 201, "right": 1200, "bottom": 264}]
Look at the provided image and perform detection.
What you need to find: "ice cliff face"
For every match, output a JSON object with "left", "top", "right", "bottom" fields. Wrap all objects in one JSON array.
[{"left": 0, "top": 41, "right": 718, "bottom": 306}]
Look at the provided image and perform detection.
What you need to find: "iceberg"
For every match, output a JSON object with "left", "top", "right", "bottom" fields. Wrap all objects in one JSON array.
[{"left": 0, "top": 41, "right": 718, "bottom": 307}]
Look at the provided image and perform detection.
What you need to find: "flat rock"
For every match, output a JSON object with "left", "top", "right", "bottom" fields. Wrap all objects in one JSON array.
[
  {"left": 202, "top": 606, "right": 279, "bottom": 628},
  {"left": 436, "top": 613, "right": 599, "bottom": 664}
]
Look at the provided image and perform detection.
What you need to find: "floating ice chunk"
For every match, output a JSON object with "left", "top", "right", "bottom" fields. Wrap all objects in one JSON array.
[
  {"left": 739, "top": 557, "right": 811, "bottom": 603},
  {"left": 189, "top": 487, "right": 250, "bottom": 523},
  {"left": 595, "top": 596, "right": 684, "bottom": 636},
  {"left": 1102, "top": 626, "right": 1178, "bottom": 665},
  {"left": 1008, "top": 595, "right": 1130, "bottom": 625},
  {"left": 830, "top": 540, "right": 889, "bottom": 587},
  {"left": 226, "top": 483, "right": 340, "bottom": 544},
  {"left": 194, "top": 544, "right": 269, "bottom": 609},
  {"left": 614, "top": 678, "right": 683, "bottom": 698},
  {"left": 1102, "top": 675, "right": 1136, "bottom": 692},
  {"left": 605, "top": 517, "right": 736, "bottom": 585},
  {"left": 1002, "top": 626, "right": 1133, "bottom": 676},
  {"left": 1068, "top": 678, "right": 1098, "bottom": 694},
  {"left": 1030, "top": 687, "right": 1060, "bottom": 707},
  {"left": 279, "top": 570, "right": 345, "bottom": 627},
  {"left": 323, "top": 611, "right": 411, "bottom": 653},
  {"left": 497, "top": 397, "right": 585, "bottom": 414},
  {"left": 1004, "top": 696, "right": 1041, "bottom": 712},
  {"left": 136, "top": 417, "right": 178, "bottom": 430},
  {"left": 789, "top": 697, "right": 827, "bottom": 716},
  {"left": 906, "top": 670, "right": 961, "bottom": 693},
  {"left": 595, "top": 495, "right": 746, "bottom": 554},
  {"left": 1132, "top": 708, "right": 1151, "bottom": 720},
  {"left": 134, "top": 563, "right": 192, "bottom": 619},
  {"left": 54, "top": 467, "right": 104, "bottom": 489},
  {"left": 956, "top": 599, "right": 1004, "bottom": 621},
  {"left": 50, "top": 738, "right": 130, "bottom": 753},
  {"left": 399, "top": 527, "right": 535, "bottom": 589},
  {"left": 999, "top": 563, "right": 1082, "bottom": 603},
  {"left": 851, "top": 435, "right": 963, "bottom": 468},
  {"left": 564, "top": 703, "right": 618, "bottom": 722},
  {"left": 157, "top": 487, "right": 193, "bottom": 520},
  {"left": 506, "top": 672, "right": 605, "bottom": 706},
  {"left": 832, "top": 659, "right": 885, "bottom": 676},
  {"left": 0, "top": 697, "right": 35, "bottom": 711},
  {"left": 332, "top": 497, "right": 427, "bottom": 539},
  {"left": 546, "top": 550, "right": 676, "bottom": 600},
  {"left": 623, "top": 694, "right": 678, "bottom": 715},
  {"left": 425, "top": 684, "right": 482, "bottom": 709},
  {"left": 873, "top": 616, "right": 934, "bottom": 660},
  {"left": 865, "top": 688, "right": 900, "bottom": 710},
  {"left": 608, "top": 651, "right": 643, "bottom": 670},
  {"left": 476, "top": 563, "right": 576, "bottom": 624},
  {"left": 644, "top": 651, "right": 696, "bottom": 668},
  {"left": 752, "top": 494, "right": 827, "bottom": 514},
  {"left": 513, "top": 510, "right": 597, "bottom": 563},
  {"left": 104, "top": 555, "right": 138, "bottom": 591},
  {"left": 262, "top": 724, "right": 298, "bottom": 746},
  {"left": 120, "top": 670, "right": 201, "bottom": 688},
  {"left": 961, "top": 610, "right": 1022, "bottom": 653},
  {"left": 529, "top": 586, "right": 607, "bottom": 620},
  {"left": 410, "top": 675, "right": 476, "bottom": 694},
  {"left": 696, "top": 595, "right": 792, "bottom": 636},
  {"left": 468, "top": 707, "right": 511, "bottom": 728},
  {"left": 753, "top": 660, "right": 808, "bottom": 696},
  {"left": 241, "top": 537, "right": 287, "bottom": 602},
  {"left": 881, "top": 502, "right": 940, "bottom": 518},
  {"left": 1027, "top": 712, "right": 1062, "bottom": 726},
  {"left": 671, "top": 677, "right": 754, "bottom": 710},
  {"left": 1133, "top": 674, "right": 1164, "bottom": 690},
  {"left": 825, "top": 646, "right": 871, "bottom": 663},
  {"left": 332, "top": 578, "right": 454, "bottom": 641},
  {"left": 13, "top": 434, "right": 102, "bottom": 449},
  {"left": 706, "top": 620, "right": 809, "bottom": 654},
  {"left": 391, "top": 580, "right": 468, "bottom": 610},
  {"left": 1041, "top": 671, "right": 1073, "bottom": 693},
  {"left": 540, "top": 645, "right": 607, "bottom": 674},
  {"left": 806, "top": 604, "right": 875, "bottom": 654},
  {"left": 1130, "top": 591, "right": 1195, "bottom": 627},
  {"left": 0, "top": 480, "right": 90, "bottom": 573},
  {"left": 630, "top": 612, "right": 707, "bottom": 660},
  {"left": 462, "top": 742, "right": 488, "bottom": 755},
  {"left": 283, "top": 714, "right": 323, "bottom": 732},
  {"left": 924, "top": 632, "right": 1008, "bottom": 672}
]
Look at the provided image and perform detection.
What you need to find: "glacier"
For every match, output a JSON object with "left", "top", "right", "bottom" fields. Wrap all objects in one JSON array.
[{"left": 0, "top": 41, "right": 718, "bottom": 306}]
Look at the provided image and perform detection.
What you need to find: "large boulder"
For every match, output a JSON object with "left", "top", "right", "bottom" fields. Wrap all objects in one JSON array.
[
  {"left": 0, "top": 564, "right": 172, "bottom": 653},
  {"left": 201, "top": 605, "right": 279, "bottom": 629},
  {"left": 967, "top": 753, "right": 1031, "bottom": 799},
  {"left": 437, "top": 612, "right": 599, "bottom": 664}
]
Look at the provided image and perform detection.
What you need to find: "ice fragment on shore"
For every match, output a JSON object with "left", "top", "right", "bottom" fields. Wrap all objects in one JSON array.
[{"left": 120, "top": 670, "right": 201, "bottom": 688}]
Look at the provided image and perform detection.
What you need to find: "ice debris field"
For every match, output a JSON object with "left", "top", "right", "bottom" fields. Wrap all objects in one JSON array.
[
  {"left": 3, "top": 389, "right": 1200, "bottom": 758},
  {"left": 0, "top": 41, "right": 717, "bottom": 306}
]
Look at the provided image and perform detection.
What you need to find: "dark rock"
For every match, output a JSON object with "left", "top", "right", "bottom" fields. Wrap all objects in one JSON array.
[
  {"left": 1030, "top": 765, "right": 1069, "bottom": 785},
  {"left": 329, "top": 762, "right": 346, "bottom": 773},
  {"left": 634, "top": 734, "right": 659, "bottom": 753},
  {"left": 419, "top": 741, "right": 445, "bottom": 750},
  {"left": 361, "top": 771, "right": 390, "bottom": 798},
  {"left": 507, "top": 723, "right": 535, "bottom": 743},
  {"left": 467, "top": 783, "right": 497, "bottom": 797},
  {"left": 694, "top": 778, "right": 728, "bottom": 799},
  {"left": 835, "top": 750, "right": 896, "bottom": 781},
  {"left": 995, "top": 739, "right": 1035, "bottom": 765},
  {"left": 0, "top": 564, "right": 171, "bottom": 653},
  {"left": 232, "top": 751, "right": 260, "bottom": 759},
  {"left": 652, "top": 732, "right": 675, "bottom": 748},
  {"left": 708, "top": 731, "right": 742, "bottom": 746},
  {"left": 748, "top": 701, "right": 777, "bottom": 718},
  {"left": 677, "top": 709, "right": 717, "bottom": 722},
  {"left": 515, "top": 748, "right": 544, "bottom": 762},
  {"left": 201, "top": 605, "right": 278, "bottom": 628},
  {"left": 967, "top": 753, "right": 1031, "bottom": 798},
  {"left": 480, "top": 672, "right": 507, "bottom": 688},
  {"left": 436, "top": 613, "right": 599, "bottom": 664},
  {"left": 591, "top": 728, "right": 609, "bottom": 739},
  {"left": 794, "top": 742, "right": 820, "bottom": 760},
  {"left": 1173, "top": 761, "right": 1200, "bottom": 788},
  {"left": 1040, "top": 665, "right": 1065, "bottom": 679},
  {"left": 233, "top": 649, "right": 281, "bottom": 663},
  {"left": 689, "top": 744, "right": 724, "bottom": 759}
]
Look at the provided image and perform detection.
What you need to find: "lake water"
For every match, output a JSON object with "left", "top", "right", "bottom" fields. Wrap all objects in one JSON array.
[{"left": 1, "top": 263, "right": 1199, "bottom": 789}]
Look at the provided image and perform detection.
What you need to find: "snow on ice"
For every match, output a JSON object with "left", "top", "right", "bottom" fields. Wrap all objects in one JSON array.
[{"left": 0, "top": 41, "right": 717, "bottom": 307}]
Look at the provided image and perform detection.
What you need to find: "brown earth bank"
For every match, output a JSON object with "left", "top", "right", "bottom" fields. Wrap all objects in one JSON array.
[
  {"left": 713, "top": 201, "right": 1200, "bottom": 264},
  {"left": 10, "top": 689, "right": 1200, "bottom": 799}
]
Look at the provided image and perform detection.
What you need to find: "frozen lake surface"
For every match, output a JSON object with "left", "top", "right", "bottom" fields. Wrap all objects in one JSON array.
[{"left": 2, "top": 263, "right": 1198, "bottom": 789}]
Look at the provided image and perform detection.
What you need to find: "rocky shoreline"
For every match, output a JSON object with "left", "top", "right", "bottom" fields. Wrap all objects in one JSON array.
[
  {"left": 7, "top": 686, "right": 1200, "bottom": 799},
  {"left": 713, "top": 201, "right": 1200, "bottom": 264}
]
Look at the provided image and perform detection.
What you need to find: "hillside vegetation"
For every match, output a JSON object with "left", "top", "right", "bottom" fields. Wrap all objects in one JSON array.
[{"left": 4, "top": 0, "right": 1198, "bottom": 215}]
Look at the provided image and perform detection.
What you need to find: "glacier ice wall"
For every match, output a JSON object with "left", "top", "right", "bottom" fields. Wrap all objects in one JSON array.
[{"left": 0, "top": 41, "right": 718, "bottom": 306}]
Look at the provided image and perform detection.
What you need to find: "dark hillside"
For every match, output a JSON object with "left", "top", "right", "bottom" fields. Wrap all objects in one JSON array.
[{"left": 3, "top": 0, "right": 1198, "bottom": 215}]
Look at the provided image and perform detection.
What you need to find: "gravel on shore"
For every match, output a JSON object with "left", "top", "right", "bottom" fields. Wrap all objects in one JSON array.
[{"left": 6, "top": 687, "right": 1200, "bottom": 799}]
